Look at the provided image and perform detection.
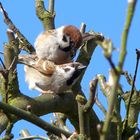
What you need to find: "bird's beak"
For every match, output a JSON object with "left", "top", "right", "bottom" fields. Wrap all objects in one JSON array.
[{"left": 78, "top": 65, "right": 87, "bottom": 70}]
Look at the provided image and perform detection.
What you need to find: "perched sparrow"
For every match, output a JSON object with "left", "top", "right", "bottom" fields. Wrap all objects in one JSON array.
[
  {"left": 18, "top": 55, "right": 86, "bottom": 94},
  {"left": 34, "top": 25, "right": 83, "bottom": 64}
]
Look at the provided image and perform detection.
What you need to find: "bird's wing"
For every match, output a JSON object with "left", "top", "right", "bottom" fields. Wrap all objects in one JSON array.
[
  {"left": 18, "top": 54, "right": 37, "bottom": 65},
  {"left": 18, "top": 54, "right": 56, "bottom": 76},
  {"left": 36, "top": 59, "right": 56, "bottom": 75}
]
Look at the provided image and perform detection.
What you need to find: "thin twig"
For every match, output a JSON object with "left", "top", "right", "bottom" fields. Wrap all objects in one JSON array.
[
  {"left": 122, "top": 71, "right": 133, "bottom": 86},
  {"left": 7, "top": 57, "right": 16, "bottom": 71},
  {"left": 128, "top": 131, "right": 140, "bottom": 140},
  {"left": 95, "top": 96, "right": 107, "bottom": 115},
  {"left": 52, "top": 113, "right": 69, "bottom": 132},
  {"left": 0, "top": 57, "right": 17, "bottom": 103},
  {"left": 84, "top": 78, "right": 98, "bottom": 112},
  {"left": 48, "top": 0, "right": 55, "bottom": 14},
  {"left": 80, "top": 22, "right": 86, "bottom": 33},
  {"left": 19, "top": 129, "right": 31, "bottom": 137},
  {"left": 76, "top": 95, "right": 86, "bottom": 136},
  {"left": 118, "top": 0, "right": 137, "bottom": 69},
  {"left": 0, "top": 58, "right": 9, "bottom": 103},
  {"left": 5, "top": 122, "right": 14, "bottom": 136},
  {"left": 17, "top": 135, "right": 48, "bottom": 140},
  {"left": 0, "top": 57, "right": 6, "bottom": 69},
  {"left": 100, "top": 1, "right": 137, "bottom": 139},
  {"left": 107, "top": 57, "right": 118, "bottom": 75},
  {"left": 0, "top": 51, "right": 4, "bottom": 55},
  {"left": 76, "top": 95, "right": 91, "bottom": 139},
  {"left": 124, "top": 49, "right": 140, "bottom": 130},
  {"left": 1, "top": 121, "right": 14, "bottom": 140}
]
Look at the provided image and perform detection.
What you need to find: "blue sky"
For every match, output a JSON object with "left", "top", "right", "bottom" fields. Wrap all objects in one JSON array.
[{"left": 0, "top": 0, "right": 140, "bottom": 139}]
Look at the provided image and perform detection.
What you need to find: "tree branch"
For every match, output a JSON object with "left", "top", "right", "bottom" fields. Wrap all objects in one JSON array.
[
  {"left": 97, "top": 72, "right": 122, "bottom": 140},
  {"left": 35, "top": 0, "right": 55, "bottom": 30},
  {"left": 122, "top": 71, "right": 133, "bottom": 86},
  {"left": 48, "top": 0, "right": 55, "bottom": 14},
  {"left": 100, "top": 1, "right": 137, "bottom": 139},
  {"left": 17, "top": 135, "right": 49, "bottom": 140},
  {"left": 4, "top": 122, "right": 14, "bottom": 139},
  {"left": 72, "top": 31, "right": 104, "bottom": 93},
  {"left": 96, "top": 74, "right": 108, "bottom": 96},
  {"left": 0, "top": 101, "right": 72, "bottom": 138},
  {"left": 19, "top": 129, "right": 31, "bottom": 137},
  {"left": 0, "top": 2, "right": 35, "bottom": 54},
  {"left": 52, "top": 113, "right": 69, "bottom": 132},
  {"left": 76, "top": 95, "right": 90, "bottom": 139},
  {"left": 0, "top": 30, "right": 20, "bottom": 103},
  {"left": 95, "top": 96, "right": 107, "bottom": 116},
  {"left": 122, "top": 90, "right": 140, "bottom": 139},
  {"left": 0, "top": 91, "right": 99, "bottom": 139},
  {"left": 128, "top": 131, "right": 140, "bottom": 140},
  {"left": 118, "top": 0, "right": 137, "bottom": 69},
  {"left": 98, "top": 38, "right": 118, "bottom": 74},
  {"left": 0, "top": 111, "right": 8, "bottom": 134},
  {"left": 1, "top": 29, "right": 101, "bottom": 140},
  {"left": 123, "top": 49, "right": 140, "bottom": 131},
  {"left": 80, "top": 22, "right": 86, "bottom": 33},
  {"left": 84, "top": 78, "right": 98, "bottom": 112}
]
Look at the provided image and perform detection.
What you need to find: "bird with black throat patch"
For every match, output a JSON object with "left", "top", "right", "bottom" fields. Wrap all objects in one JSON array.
[
  {"left": 34, "top": 25, "right": 83, "bottom": 64},
  {"left": 18, "top": 55, "right": 86, "bottom": 94}
]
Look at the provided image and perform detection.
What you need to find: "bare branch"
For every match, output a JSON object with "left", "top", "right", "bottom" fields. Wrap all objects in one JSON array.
[
  {"left": 0, "top": 111, "right": 9, "bottom": 134},
  {"left": 123, "top": 49, "right": 140, "bottom": 132},
  {"left": 84, "top": 78, "right": 98, "bottom": 112},
  {"left": 0, "top": 2, "right": 35, "bottom": 54},
  {"left": 128, "top": 131, "right": 140, "bottom": 140},
  {"left": 122, "top": 71, "right": 133, "bottom": 86},
  {"left": 98, "top": 38, "right": 118, "bottom": 74},
  {"left": 17, "top": 135, "right": 48, "bottom": 140},
  {"left": 80, "top": 22, "right": 86, "bottom": 33},
  {"left": 95, "top": 96, "right": 107, "bottom": 115},
  {"left": 0, "top": 101, "right": 72, "bottom": 138},
  {"left": 18, "top": 129, "right": 48, "bottom": 140},
  {"left": 0, "top": 30, "right": 20, "bottom": 103},
  {"left": 48, "top": 0, "right": 55, "bottom": 14},
  {"left": 107, "top": 57, "right": 118, "bottom": 75},
  {"left": 118, "top": 0, "right": 137, "bottom": 69},
  {"left": 52, "top": 113, "right": 69, "bottom": 132},
  {"left": 19, "top": 129, "right": 31, "bottom": 137},
  {"left": 35, "top": 0, "right": 55, "bottom": 30},
  {"left": 0, "top": 57, "right": 6, "bottom": 69},
  {"left": 72, "top": 31, "right": 104, "bottom": 94},
  {"left": 100, "top": 1, "right": 138, "bottom": 139},
  {"left": 76, "top": 95, "right": 89, "bottom": 138},
  {"left": 5, "top": 122, "right": 14, "bottom": 138}
]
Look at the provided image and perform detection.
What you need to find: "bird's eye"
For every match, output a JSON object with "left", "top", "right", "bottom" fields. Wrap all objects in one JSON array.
[
  {"left": 64, "top": 68, "right": 70, "bottom": 72},
  {"left": 62, "top": 35, "right": 68, "bottom": 42}
]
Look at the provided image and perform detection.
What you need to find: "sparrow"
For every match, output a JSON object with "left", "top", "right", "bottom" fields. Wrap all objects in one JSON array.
[
  {"left": 18, "top": 55, "right": 86, "bottom": 94},
  {"left": 34, "top": 25, "right": 83, "bottom": 64}
]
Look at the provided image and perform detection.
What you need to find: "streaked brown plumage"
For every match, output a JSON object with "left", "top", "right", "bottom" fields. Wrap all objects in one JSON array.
[
  {"left": 18, "top": 54, "right": 86, "bottom": 94},
  {"left": 34, "top": 25, "right": 83, "bottom": 64}
]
